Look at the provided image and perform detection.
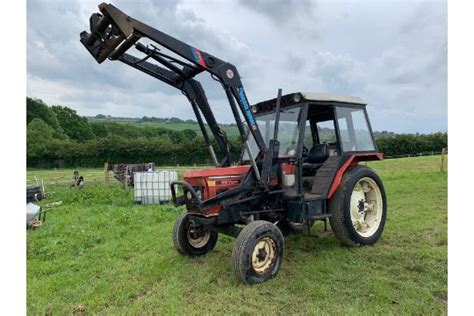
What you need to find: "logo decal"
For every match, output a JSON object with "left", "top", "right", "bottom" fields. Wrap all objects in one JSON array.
[
  {"left": 190, "top": 47, "right": 207, "bottom": 68},
  {"left": 238, "top": 87, "right": 257, "bottom": 131}
]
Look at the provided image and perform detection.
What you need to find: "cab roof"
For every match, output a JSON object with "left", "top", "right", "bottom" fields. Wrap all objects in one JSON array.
[
  {"left": 300, "top": 92, "right": 365, "bottom": 105},
  {"left": 253, "top": 92, "right": 366, "bottom": 114}
]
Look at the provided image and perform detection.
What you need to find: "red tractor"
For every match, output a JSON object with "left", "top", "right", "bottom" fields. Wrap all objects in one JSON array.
[{"left": 81, "top": 3, "right": 387, "bottom": 284}]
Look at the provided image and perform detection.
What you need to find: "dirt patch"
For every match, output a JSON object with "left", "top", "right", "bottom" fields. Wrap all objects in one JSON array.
[{"left": 72, "top": 304, "right": 87, "bottom": 315}]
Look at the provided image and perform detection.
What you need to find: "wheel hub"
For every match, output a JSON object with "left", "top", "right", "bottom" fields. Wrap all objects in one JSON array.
[
  {"left": 357, "top": 199, "right": 366, "bottom": 214},
  {"left": 187, "top": 223, "right": 211, "bottom": 248},
  {"left": 251, "top": 237, "right": 276, "bottom": 274},
  {"left": 350, "top": 177, "right": 383, "bottom": 238}
]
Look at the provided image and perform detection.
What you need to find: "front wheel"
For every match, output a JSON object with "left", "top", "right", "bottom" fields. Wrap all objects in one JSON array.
[
  {"left": 328, "top": 165, "right": 387, "bottom": 246},
  {"left": 232, "top": 220, "right": 284, "bottom": 284},
  {"left": 172, "top": 212, "right": 218, "bottom": 256}
]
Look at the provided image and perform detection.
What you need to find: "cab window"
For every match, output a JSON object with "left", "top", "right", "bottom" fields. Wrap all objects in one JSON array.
[
  {"left": 336, "top": 107, "right": 375, "bottom": 152},
  {"left": 316, "top": 120, "right": 337, "bottom": 144}
]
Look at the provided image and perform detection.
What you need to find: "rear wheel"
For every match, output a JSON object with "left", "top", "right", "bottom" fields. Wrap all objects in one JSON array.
[
  {"left": 232, "top": 220, "right": 284, "bottom": 284},
  {"left": 328, "top": 165, "right": 387, "bottom": 246},
  {"left": 172, "top": 212, "right": 218, "bottom": 256}
]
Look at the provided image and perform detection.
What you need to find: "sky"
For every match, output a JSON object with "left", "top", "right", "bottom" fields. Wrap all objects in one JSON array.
[{"left": 27, "top": 0, "right": 447, "bottom": 133}]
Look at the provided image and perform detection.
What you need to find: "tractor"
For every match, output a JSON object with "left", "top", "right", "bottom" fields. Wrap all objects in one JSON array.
[{"left": 80, "top": 3, "right": 387, "bottom": 284}]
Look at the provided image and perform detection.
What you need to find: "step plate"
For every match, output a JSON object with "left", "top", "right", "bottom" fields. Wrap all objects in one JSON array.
[{"left": 310, "top": 156, "right": 345, "bottom": 198}]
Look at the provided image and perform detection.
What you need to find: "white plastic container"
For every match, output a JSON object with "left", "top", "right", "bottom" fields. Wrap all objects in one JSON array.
[
  {"left": 282, "top": 173, "right": 295, "bottom": 187},
  {"left": 133, "top": 171, "right": 178, "bottom": 204},
  {"left": 27, "top": 202, "right": 41, "bottom": 224}
]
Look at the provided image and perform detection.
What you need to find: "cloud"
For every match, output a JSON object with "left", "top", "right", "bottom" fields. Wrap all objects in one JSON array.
[
  {"left": 27, "top": 0, "right": 447, "bottom": 133},
  {"left": 239, "top": 0, "right": 317, "bottom": 21},
  {"left": 238, "top": 0, "right": 319, "bottom": 39}
]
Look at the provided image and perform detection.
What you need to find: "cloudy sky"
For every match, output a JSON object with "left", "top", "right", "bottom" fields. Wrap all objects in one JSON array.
[{"left": 27, "top": 0, "right": 446, "bottom": 133}]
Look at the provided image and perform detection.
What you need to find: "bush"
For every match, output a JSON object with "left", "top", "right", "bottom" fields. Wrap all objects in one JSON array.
[
  {"left": 26, "top": 131, "right": 448, "bottom": 167},
  {"left": 376, "top": 133, "right": 447, "bottom": 157}
]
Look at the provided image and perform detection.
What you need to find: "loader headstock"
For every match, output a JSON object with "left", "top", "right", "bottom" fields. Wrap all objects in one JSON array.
[{"left": 80, "top": 3, "right": 140, "bottom": 63}]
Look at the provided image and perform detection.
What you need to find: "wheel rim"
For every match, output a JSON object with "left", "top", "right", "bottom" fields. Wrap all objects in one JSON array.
[
  {"left": 350, "top": 177, "right": 383, "bottom": 237},
  {"left": 186, "top": 224, "right": 211, "bottom": 248},
  {"left": 251, "top": 237, "right": 277, "bottom": 274}
]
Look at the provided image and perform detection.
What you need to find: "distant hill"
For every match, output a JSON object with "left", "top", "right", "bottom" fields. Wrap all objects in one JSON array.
[
  {"left": 87, "top": 115, "right": 396, "bottom": 139},
  {"left": 87, "top": 115, "right": 241, "bottom": 138}
]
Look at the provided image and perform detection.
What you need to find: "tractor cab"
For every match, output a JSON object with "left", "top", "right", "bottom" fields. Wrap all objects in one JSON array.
[{"left": 246, "top": 92, "right": 379, "bottom": 200}]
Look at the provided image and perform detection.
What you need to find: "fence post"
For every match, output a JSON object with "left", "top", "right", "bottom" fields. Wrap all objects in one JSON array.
[
  {"left": 54, "top": 168, "right": 58, "bottom": 186},
  {"left": 104, "top": 162, "right": 109, "bottom": 185},
  {"left": 440, "top": 148, "right": 446, "bottom": 172}
]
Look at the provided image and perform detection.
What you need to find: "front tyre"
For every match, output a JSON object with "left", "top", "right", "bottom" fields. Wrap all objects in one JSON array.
[
  {"left": 232, "top": 220, "right": 284, "bottom": 284},
  {"left": 328, "top": 165, "right": 387, "bottom": 247},
  {"left": 172, "top": 212, "right": 218, "bottom": 256}
]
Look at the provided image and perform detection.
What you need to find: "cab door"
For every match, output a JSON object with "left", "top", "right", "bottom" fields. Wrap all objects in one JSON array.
[{"left": 277, "top": 104, "right": 308, "bottom": 197}]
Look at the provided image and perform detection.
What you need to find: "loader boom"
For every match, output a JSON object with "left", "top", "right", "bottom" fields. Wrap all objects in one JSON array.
[{"left": 80, "top": 2, "right": 267, "bottom": 174}]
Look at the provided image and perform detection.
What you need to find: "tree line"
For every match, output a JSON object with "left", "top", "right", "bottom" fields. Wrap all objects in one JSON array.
[{"left": 27, "top": 97, "right": 447, "bottom": 167}]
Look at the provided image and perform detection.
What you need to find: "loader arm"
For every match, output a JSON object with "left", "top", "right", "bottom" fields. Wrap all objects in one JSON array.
[
  {"left": 80, "top": 2, "right": 266, "bottom": 176},
  {"left": 119, "top": 52, "right": 230, "bottom": 167}
]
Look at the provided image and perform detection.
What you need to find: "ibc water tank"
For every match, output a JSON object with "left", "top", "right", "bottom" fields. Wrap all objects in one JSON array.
[{"left": 133, "top": 171, "right": 178, "bottom": 204}]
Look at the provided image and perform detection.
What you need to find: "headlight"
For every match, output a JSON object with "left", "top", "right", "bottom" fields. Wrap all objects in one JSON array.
[
  {"left": 186, "top": 191, "right": 193, "bottom": 200},
  {"left": 186, "top": 189, "right": 202, "bottom": 201},
  {"left": 251, "top": 105, "right": 258, "bottom": 114},
  {"left": 195, "top": 189, "right": 202, "bottom": 200},
  {"left": 293, "top": 93, "right": 302, "bottom": 103}
]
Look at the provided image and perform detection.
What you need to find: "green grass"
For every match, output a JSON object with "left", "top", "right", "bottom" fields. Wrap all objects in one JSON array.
[
  {"left": 114, "top": 119, "right": 241, "bottom": 138},
  {"left": 27, "top": 156, "right": 447, "bottom": 314},
  {"left": 27, "top": 166, "right": 209, "bottom": 187}
]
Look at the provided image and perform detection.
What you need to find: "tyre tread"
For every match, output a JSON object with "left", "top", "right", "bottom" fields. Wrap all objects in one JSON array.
[
  {"left": 328, "top": 165, "right": 387, "bottom": 247},
  {"left": 231, "top": 220, "right": 284, "bottom": 284}
]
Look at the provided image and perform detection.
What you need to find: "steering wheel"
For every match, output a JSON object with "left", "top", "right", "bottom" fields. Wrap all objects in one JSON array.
[{"left": 302, "top": 146, "right": 309, "bottom": 157}]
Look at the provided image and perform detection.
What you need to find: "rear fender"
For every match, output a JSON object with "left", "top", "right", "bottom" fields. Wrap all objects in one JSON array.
[{"left": 327, "top": 153, "right": 383, "bottom": 199}]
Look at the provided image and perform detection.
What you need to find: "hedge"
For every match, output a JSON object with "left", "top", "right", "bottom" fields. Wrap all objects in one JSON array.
[{"left": 27, "top": 133, "right": 447, "bottom": 168}]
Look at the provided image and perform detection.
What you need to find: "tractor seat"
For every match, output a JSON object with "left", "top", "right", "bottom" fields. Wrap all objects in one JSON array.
[
  {"left": 307, "top": 144, "right": 329, "bottom": 164},
  {"left": 302, "top": 144, "right": 329, "bottom": 176}
]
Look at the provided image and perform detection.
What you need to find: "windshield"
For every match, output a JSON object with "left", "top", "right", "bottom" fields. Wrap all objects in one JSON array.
[
  {"left": 336, "top": 107, "right": 375, "bottom": 152},
  {"left": 242, "top": 107, "right": 303, "bottom": 160}
]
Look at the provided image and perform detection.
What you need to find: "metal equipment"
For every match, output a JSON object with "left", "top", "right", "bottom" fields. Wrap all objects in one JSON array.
[{"left": 80, "top": 3, "right": 388, "bottom": 284}]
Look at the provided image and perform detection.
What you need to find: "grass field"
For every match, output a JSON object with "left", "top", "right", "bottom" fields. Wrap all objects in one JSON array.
[
  {"left": 27, "top": 156, "right": 447, "bottom": 314},
  {"left": 27, "top": 167, "right": 200, "bottom": 187},
  {"left": 109, "top": 119, "right": 241, "bottom": 138}
]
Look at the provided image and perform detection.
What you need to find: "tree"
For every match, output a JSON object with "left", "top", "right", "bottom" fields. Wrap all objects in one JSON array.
[
  {"left": 27, "top": 97, "right": 66, "bottom": 139},
  {"left": 51, "top": 106, "right": 96, "bottom": 141},
  {"left": 27, "top": 118, "right": 54, "bottom": 143},
  {"left": 182, "top": 129, "right": 198, "bottom": 140},
  {"left": 27, "top": 118, "right": 54, "bottom": 160},
  {"left": 90, "top": 122, "right": 109, "bottom": 138},
  {"left": 95, "top": 114, "right": 107, "bottom": 119}
]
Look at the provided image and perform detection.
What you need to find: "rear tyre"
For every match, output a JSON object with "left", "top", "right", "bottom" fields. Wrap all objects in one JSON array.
[
  {"left": 172, "top": 212, "right": 218, "bottom": 256},
  {"left": 328, "top": 165, "right": 387, "bottom": 247},
  {"left": 232, "top": 220, "right": 284, "bottom": 284}
]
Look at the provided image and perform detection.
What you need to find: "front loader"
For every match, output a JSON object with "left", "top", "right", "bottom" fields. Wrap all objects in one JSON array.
[{"left": 80, "top": 3, "right": 388, "bottom": 284}]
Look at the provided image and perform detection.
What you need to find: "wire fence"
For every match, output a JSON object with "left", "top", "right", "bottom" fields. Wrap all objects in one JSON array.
[
  {"left": 26, "top": 163, "right": 210, "bottom": 187},
  {"left": 384, "top": 150, "right": 447, "bottom": 159},
  {"left": 27, "top": 150, "right": 447, "bottom": 187}
]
